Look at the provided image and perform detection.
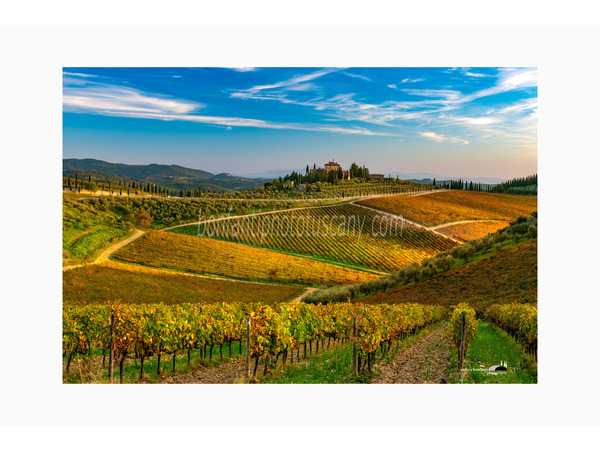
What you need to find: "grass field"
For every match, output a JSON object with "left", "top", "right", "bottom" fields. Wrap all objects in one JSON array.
[
  {"left": 171, "top": 203, "right": 457, "bottom": 271},
  {"left": 63, "top": 261, "right": 305, "bottom": 305},
  {"left": 63, "top": 200, "right": 131, "bottom": 266},
  {"left": 113, "top": 230, "right": 378, "bottom": 286},
  {"left": 356, "top": 239, "right": 537, "bottom": 312},
  {"left": 358, "top": 191, "right": 537, "bottom": 227},
  {"left": 448, "top": 321, "right": 537, "bottom": 384},
  {"left": 437, "top": 220, "right": 510, "bottom": 241}
]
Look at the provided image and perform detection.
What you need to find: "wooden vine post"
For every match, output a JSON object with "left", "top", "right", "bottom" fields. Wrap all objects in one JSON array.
[
  {"left": 108, "top": 311, "right": 115, "bottom": 383},
  {"left": 352, "top": 316, "right": 358, "bottom": 377},
  {"left": 245, "top": 317, "right": 251, "bottom": 380},
  {"left": 458, "top": 312, "right": 466, "bottom": 372}
]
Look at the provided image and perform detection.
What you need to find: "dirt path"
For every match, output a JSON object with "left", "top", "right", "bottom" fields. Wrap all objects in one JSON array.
[
  {"left": 288, "top": 287, "right": 317, "bottom": 303},
  {"left": 161, "top": 200, "right": 358, "bottom": 231},
  {"left": 165, "top": 359, "right": 247, "bottom": 384},
  {"left": 372, "top": 324, "right": 452, "bottom": 384},
  {"left": 409, "top": 189, "right": 448, "bottom": 197},
  {"left": 350, "top": 202, "right": 463, "bottom": 244},
  {"left": 62, "top": 230, "right": 322, "bottom": 293},
  {"left": 63, "top": 230, "right": 145, "bottom": 272},
  {"left": 429, "top": 219, "right": 506, "bottom": 230},
  {"left": 161, "top": 189, "right": 436, "bottom": 231}
]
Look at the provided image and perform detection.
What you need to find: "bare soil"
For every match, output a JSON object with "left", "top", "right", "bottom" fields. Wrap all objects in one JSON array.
[
  {"left": 63, "top": 229, "right": 145, "bottom": 271},
  {"left": 288, "top": 287, "right": 317, "bottom": 303},
  {"left": 372, "top": 325, "right": 451, "bottom": 384},
  {"left": 163, "top": 358, "right": 248, "bottom": 384}
]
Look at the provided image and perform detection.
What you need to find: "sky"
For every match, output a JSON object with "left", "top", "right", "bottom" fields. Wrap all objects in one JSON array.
[{"left": 63, "top": 67, "right": 537, "bottom": 180}]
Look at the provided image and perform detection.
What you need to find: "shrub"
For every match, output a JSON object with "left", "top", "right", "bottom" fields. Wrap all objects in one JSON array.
[{"left": 84, "top": 181, "right": 98, "bottom": 193}]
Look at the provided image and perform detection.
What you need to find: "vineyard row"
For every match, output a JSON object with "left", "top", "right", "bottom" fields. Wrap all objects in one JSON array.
[{"left": 63, "top": 302, "right": 447, "bottom": 382}]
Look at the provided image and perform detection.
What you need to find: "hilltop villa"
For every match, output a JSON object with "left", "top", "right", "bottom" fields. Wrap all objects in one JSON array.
[{"left": 324, "top": 160, "right": 341, "bottom": 172}]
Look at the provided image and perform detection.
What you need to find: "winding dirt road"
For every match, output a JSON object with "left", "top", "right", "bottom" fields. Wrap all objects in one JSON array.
[
  {"left": 62, "top": 230, "right": 145, "bottom": 272},
  {"left": 429, "top": 219, "right": 506, "bottom": 230},
  {"left": 160, "top": 189, "right": 440, "bottom": 231},
  {"left": 372, "top": 324, "right": 452, "bottom": 384},
  {"left": 350, "top": 202, "right": 464, "bottom": 244},
  {"left": 288, "top": 287, "right": 317, "bottom": 303}
]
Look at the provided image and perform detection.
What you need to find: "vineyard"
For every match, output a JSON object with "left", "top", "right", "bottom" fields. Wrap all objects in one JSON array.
[
  {"left": 172, "top": 203, "right": 457, "bottom": 271},
  {"left": 63, "top": 302, "right": 447, "bottom": 382},
  {"left": 200, "top": 179, "right": 435, "bottom": 200},
  {"left": 358, "top": 190, "right": 538, "bottom": 227},
  {"left": 356, "top": 239, "right": 538, "bottom": 311},
  {"left": 65, "top": 195, "right": 301, "bottom": 228},
  {"left": 450, "top": 303, "right": 477, "bottom": 370},
  {"left": 318, "top": 182, "right": 436, "bottom": 197},
  {"left": 436, "top": 220, "right": 510, "bottom": 242},
  {"left": 63, "top": 262, "right": 305, "bottom": 306},
  {"left": 484, "top": 303, "right": 537, "bottom": 356},
  {"left": 113, "top": 231, "right": 378, "bottom": 286}
]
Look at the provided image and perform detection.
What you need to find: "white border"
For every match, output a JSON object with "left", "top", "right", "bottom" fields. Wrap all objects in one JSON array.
[{"left": 1, "top": 25, "right": 598, "bottom": 432}]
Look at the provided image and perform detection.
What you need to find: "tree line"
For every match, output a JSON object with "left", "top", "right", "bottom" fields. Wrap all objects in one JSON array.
[
  {"left": 273, "top": 162, "right": 371, "bottom": 189},
  {"left": 491, "top": 174, "right": 537, "bottom": 195}
]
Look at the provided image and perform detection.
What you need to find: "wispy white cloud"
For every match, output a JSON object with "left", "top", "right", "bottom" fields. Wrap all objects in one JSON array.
[
  {"left": 496, "top": 98, "right": 537, "bottom": 114},
  {"left": 63, "top": 71, "right": 100, "bottom": 78},
  {"left": 344, "top": 72, "right": 371, "bottom": 82},
  {"left": 229, "top": 67, "right": 258, "bottom": 72},
  {"left": 448, "top": 116, "right": 501, "bottom": 126},
  {"left": 460, "top": 68, "right": 537, "bottom": 103},
  {"left": 401, "top": 77, "right": 426, "bottom": 83},
  {"left": 101, "top": 110, "right": 396, "bottom": 136},
  {"left": 284, "top": 83, "right": 318, "bottom": 92},
  {"left": 63, "top": 78, "right": 393, "bottom": 136},
  {"left": 64, "top": 83, "right": 202, "bottom": 115},
  {"left": 228, "top": 67, "right": 536, "bottom": 134},
  {"left": 461, "top": 69, "right": 490, "bottom": 78},
  {"left": 419, "top": 131, "right": 469, "bottom": 145},
  {"left": 63, "top": 68, "right": 536, "bottom": 146},
  {"left": 402, "top": 88, "right": 463, "bottom": 101},
  {"left": 232, "top": 68, "right": 339, "bottom": 98}
]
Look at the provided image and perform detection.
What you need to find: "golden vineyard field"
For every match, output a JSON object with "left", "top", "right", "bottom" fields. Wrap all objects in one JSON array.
[
  {"left": 437, "top": 220, "right": 510, "bottom": 241},
  {"left": 358, "top": 190, "right": 537, "bottom": 226},
  {"left": 173, "top": 203, "right": 457, "bottom": 271},
  {"left": 113, "top": 231, "right": 378, "bottom": 286},
  {"left": 63, "top": 261, "right": 305, "bottom": 305}
]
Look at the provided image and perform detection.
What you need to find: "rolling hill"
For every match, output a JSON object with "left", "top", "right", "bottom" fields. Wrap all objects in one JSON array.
[
  {"left": 354, "top": 239, "right": 537, "bottom": 312},
  {"left": 63, "top": 158, "right": 270, "bottom": 192}
]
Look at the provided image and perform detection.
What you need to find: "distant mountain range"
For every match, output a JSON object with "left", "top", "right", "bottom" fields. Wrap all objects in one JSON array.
[
  {"left": 63, "top": 159, "right": 269, "bottom": 192},
  {"left": 237, "top": 170, "right": 504, "bottom": 184},
  {"left": 63, "top": 159, "right": 506, "bottom": 192},
  {"left": 238, "top": 169, "right": 505, "bottom": 185},
  {"left": 234, "top": 169, "right": 305, "bottom": 179}
]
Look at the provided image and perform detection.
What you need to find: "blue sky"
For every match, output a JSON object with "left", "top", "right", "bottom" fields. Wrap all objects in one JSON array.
[{"left": 63, "top": 67, "right": 537, "bottom": 179}]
